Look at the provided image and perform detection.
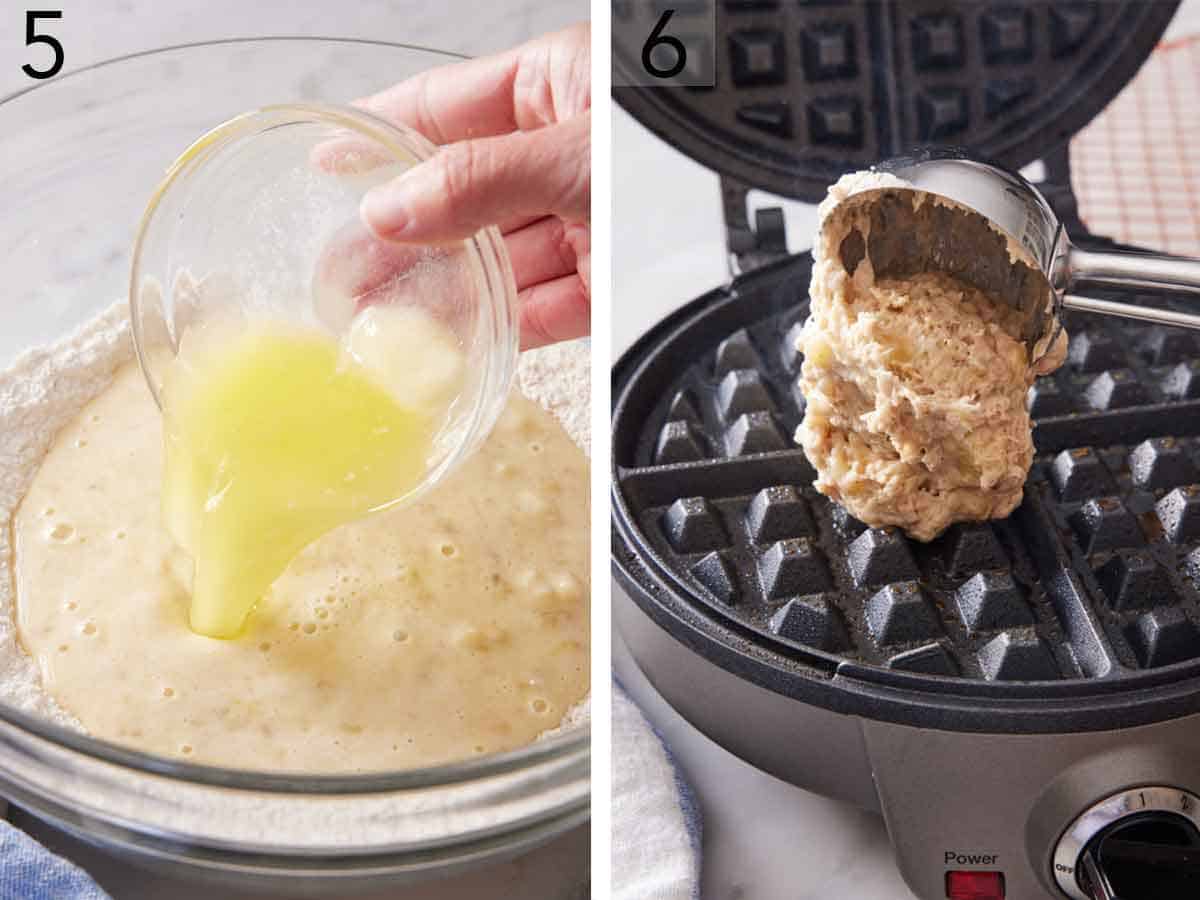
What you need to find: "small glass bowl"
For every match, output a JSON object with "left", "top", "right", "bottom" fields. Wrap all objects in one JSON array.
[{"left": 130, "top": 103, "right": 520, "bottom": 505}]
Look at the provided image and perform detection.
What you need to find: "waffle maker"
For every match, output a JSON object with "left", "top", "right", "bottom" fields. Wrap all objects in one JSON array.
[{"left": 611, "top": 3, "right": 1200, "bottom": 898}]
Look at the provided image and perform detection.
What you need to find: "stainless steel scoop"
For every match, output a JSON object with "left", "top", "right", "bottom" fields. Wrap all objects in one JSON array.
[{"left": 829, "top": 149, "right": 1200, "bottom": 362}]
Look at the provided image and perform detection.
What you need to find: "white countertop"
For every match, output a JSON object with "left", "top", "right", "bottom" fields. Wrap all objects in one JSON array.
[{"left": 0, "top": 2, "right": 589, "bottom": 898}]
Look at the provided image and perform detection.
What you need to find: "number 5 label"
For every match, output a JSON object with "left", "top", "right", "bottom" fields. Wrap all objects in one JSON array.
[{"left": 22, "top": 10, "right": 64, "bottom": 80}]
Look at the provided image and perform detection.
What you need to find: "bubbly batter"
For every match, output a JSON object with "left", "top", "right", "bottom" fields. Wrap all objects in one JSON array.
[
  {"left": 14, "top": 362, "right": 589, "bottom": 771},
  {"left": 796, "top": 172, "right": 1068, "bottom": 541},
  {"left": 162, "top": 314, "right": 445, "bottom": 638}
]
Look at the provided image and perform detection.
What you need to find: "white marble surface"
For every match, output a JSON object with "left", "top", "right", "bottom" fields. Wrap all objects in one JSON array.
[
  {"left": 0, "top": 2, "right": 588, "bottom": 899},
  {"left": 611, "top": 5, "right": 1200, "bottom": 898},
  {"left": 0, "top": 0, "right": 584, "bottom": 99}
]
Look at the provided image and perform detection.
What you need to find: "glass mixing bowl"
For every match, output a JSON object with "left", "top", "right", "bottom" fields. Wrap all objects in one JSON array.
[{"left": 0, "top": 39, "right": 587, "bottom": 892}]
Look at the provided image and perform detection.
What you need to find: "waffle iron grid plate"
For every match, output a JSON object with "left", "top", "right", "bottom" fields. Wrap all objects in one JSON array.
[
  {"left": 612, "top": 252, "right": 1200, "bottom": 689},
  {"left": 614, "top": 1, "right": 1180, "bottom": 202}
]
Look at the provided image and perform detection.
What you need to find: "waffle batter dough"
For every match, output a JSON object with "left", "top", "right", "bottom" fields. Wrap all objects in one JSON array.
[
  {"left": 14, "top": 362, "right": 588, "bottom": 771},
  {"left": 796, "top": 172, "right": 1067, "bottom": 541}
]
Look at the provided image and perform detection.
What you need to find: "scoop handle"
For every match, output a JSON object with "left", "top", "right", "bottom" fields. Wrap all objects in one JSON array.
[{"left": 1064, "top": 245, "right": 1200, "bottom": 330}]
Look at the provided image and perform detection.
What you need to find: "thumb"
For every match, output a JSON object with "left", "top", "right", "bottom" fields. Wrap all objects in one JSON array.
[{"left": 361, "top": 115, "right": 589, "bottom": 243}]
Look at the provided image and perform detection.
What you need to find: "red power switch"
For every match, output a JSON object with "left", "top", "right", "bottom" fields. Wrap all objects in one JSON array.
[{"left": 946, "top": 870, "right": 1005, "bottom": 900}]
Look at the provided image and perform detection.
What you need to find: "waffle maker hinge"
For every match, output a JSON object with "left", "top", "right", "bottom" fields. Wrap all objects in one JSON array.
[{"left": 721, "top": 175, "right": 788, "bottom": 276}]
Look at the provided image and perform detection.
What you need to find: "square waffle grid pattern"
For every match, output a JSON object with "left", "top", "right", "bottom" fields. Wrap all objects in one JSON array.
[
  {"left": 617, "top": 1, "right": 1164, "bottom": 201},
  {"left": 1034, "top": 310, "right": 1200, "bottom": 673},
  {"left": 617, "top": 284, "right": 1200, "bottom": 682},
  {"left": 714, "top": 1, "right": 884, "bottom": 163},
  {"left": 888, "top": 2, "right": 1107, "bottom": 147}
]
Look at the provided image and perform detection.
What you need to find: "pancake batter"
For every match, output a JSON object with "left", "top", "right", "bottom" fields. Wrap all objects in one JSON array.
[
  {"left": 14, "top": 360, "right": 589, "bottom": 772},
  {"left": 796, "top": 172, "right": 1068, "bottom": 541}
]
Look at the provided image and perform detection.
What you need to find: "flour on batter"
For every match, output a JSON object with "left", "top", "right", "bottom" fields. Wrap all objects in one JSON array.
[
  {"left": 3, "top": 305, "right": 589, "bottom": 772},
  {"left": 796, "top": 172, "right": 1068, "bottom": 541}
]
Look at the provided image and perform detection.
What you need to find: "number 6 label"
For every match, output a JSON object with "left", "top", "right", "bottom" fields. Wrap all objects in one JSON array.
[
  {"left": 613, "top": 1, "right": 715, "bottom": 88},
  {"left": 22, "top": 10, "right": 64, "bottom": 80},
  {"left": 642, "top": 11, "right": 687, "bottom": 79}
]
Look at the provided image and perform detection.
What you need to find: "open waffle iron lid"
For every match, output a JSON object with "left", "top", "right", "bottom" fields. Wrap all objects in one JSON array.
[
  {"left": 613, "top": 1, "right": 1179, "bottom": 203},
  {"left": 611, "top": 1, "right": 1200, "bottom": 732}
]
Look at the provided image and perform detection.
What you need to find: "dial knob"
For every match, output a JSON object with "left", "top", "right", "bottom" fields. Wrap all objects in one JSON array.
[{"left": 1053, "top": 787, "right": 1200, "bottom": 899}]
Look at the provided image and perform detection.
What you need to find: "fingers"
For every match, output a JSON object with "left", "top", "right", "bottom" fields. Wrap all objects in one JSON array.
[
  {"left": 356, "top": 23, "right": 590, "bottom": 144},
  {"left": 506, "top": 217, "right": 578, "bottom": 291},
  {"left": 313, "top": 221, "right": 425, "bottom": 330},
  {"left": 361, "top": 115, "right": 590, "bottom": 243},
  {"left": 309, "top": 134, "right": 393, "bottom": 176},
  {"left": 312, "top": 220, "right": 472, "bottom": 333},
  {"left": 498, "top": 212, "right": 545, "bottom": 235},
  {"left": 519, "top": 274, "right": 590, "bottom": 351},
  {"left": 357, "top": 51, "right": 524, "bottom": 145},
  {"left": 565, "top": 222, "right": 591, "bottom": 295},
  {"left": 336, "top": 24, "right": 592, "bottom": 351}
]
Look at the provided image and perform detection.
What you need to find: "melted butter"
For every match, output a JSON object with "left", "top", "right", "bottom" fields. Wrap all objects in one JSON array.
[
  {"left": 14, "top": 362, "right": 589, "bottom": 771},
  {"left": 162, "top": 314, "right": 448, "bottom": 638}
]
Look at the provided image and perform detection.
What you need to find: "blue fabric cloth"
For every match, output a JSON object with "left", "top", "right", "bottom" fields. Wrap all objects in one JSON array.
[{"left": 0, "top": 821, "right": 110, "bottom": 900}]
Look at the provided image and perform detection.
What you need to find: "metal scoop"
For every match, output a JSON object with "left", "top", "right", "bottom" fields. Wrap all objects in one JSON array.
[{"left": 829, "top": 149, "right": 1200, "bottom": 362}]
